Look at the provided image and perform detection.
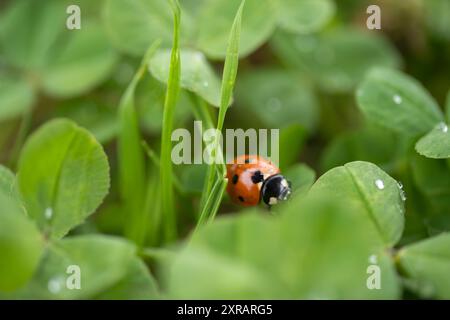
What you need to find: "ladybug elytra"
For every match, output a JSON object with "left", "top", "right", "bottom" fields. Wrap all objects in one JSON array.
[{"left": 226, "top": 155, "right": 291, "bottom": 207}]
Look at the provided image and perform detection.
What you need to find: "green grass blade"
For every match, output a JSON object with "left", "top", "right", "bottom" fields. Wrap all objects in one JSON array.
[
  {"left": 188, "top": 94, "right": 216, "bottom": 213},
  {"left": 196, "top": 177, "right": 228, "bottom": 230},
  {"left": 142, "top": 141, "right": 183, "bottom": 193},
  {"left": 142, "top": 170, "right": 162, "bottom": 247},
  {"left": 118, "top": 41, "right": 160, "bottom": 244},
  {"left": 199, "top": 0, "right": 245, "bottom": 223},
  {"left": 160, "top": 0, "right": 181, "bottom": 243}
]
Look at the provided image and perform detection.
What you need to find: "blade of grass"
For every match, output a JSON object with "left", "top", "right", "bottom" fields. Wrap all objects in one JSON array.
[
  {"left": 160, "top": 0, "right": 181, "bottom": 243},
  {"left": 196, "top": 177, "right": 228, "bottom": 231},
  {"left": 142, "top": 170, "right": 162, "bottom": 247},
  {"left": 142, "top": 141, "right": 183, "bottom": 193},
  {"left": 198, "top": 0, "right": 245, "bottom": 224},
  {"left": 188, "top": 93, "right": 216, "bottom": 214},
  {"left": 118, "top": 40, "right": 160, "bottom": 245}
]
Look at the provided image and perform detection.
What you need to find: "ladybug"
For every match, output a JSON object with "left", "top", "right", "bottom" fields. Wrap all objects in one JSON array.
[{"left": 226, "top": 155, "right": 291, "bottom": 207}]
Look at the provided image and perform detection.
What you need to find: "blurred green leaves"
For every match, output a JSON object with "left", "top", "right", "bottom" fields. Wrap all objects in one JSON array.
[
  {"left": 166, "top": 189, "right": 400, "bottom": 299},
  {"left": 398, "top": 233, "right": 450, "bottom": 299},
  {"left": 284, "top": 163, "right": 315, "bottom": 195},
  {"left": 0, "top": 0, "right": 448, "bottom": 301},
  {"left": 411, "top": 155, "right": 450, "bottom": 233},
  {"left": 0, "top": 192, "right": 43, "bottom": 291},
  {"left": 149, "top": 49, "right": 222, "bottom": 107},
  {"left": 40, "top": 21, "right": 117, "bottom": 98},
  {"left": 321, "top": 125, "right": 399, "bottom": 172},
  {"left": 103, "top": 0, "right": 336, "bottom": 60},
  {"left": 0, "top": 75, "right": 35, "bottom": 121},
  {"left": 272, "top": 29, "right": 401, "bottom": 93},
  {"left": 0, "top": 164, "right": 21, "bottom": 201},
  {"left": 0, "top": 0, "right": 118, "bottom": 120},
  {"left": 4, "top": 235, "right": 158, "bottom": 299},
  {"left": 277, "top": 0, "right": 335, "bottom": 34},
  {"left": 0, "top": 118, "right": 159, "bottom": 299},
  {"left": 357, "top": 68, "right": 444, "bottom": 136},
  {"left": 17, "top": 119, "right": 110, "bottom": 239},
  {"left": 103, "top": 0, "right": 193, "bottom": 56},
  {"left": 192, "top": 0, "right": 277, "bottom": 59},
  {"left": 236, "top": 68, "right": 318, "bottom": 131}
]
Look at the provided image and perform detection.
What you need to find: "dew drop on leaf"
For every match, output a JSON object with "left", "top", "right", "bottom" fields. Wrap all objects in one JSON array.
[
  {"left": 45, "top": 207, "right": 53, "bottom": 220},
  {"left": 400, "top": 190, "right": 407, "bottom": 201},
  {"left": 374, "top": 179, "right": 384, "bottom": 190},
  {"left": 393, "top": 94, "right": 402, "bottom": 104},
  {"left": 369, "top": 254, "right": 378, "bottom": 264},
  {"left": 396, "top": 181, "right": 407, "bottom": 201},
  {"left": 47, "top": 277, "right": 63, "bottom": 294},
  {"left": 438, "top": 122, "right": 448, "bottom": 133}
]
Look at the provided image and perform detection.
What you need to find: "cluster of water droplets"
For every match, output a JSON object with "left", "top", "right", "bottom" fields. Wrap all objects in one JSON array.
[
  {"left": 374, "top": 178, "right": 406, "bottom": 202},
  {"left": 397, "top": 181, "right": 407, "bottom": 201}
]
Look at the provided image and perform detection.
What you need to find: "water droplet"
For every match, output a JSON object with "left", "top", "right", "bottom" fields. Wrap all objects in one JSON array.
[
  {"left": 400, "top": 190, "right": 407, "bottom": 201},
  {"left": 47, "top": 277, "right": 63, "bottom": 294},
  {"left": 395, "top": 181, "right": 407, "bottom": 201},
  {"left": 45, "top": 207, "right": 53, "bottom": 220},
  {"left": 266, "top": 98, "right": 281, "bottom": 111},
  {"left": 438, "top": 122, "right": 448, "bottom": 133},
  {"left": 393, "top": 95, "right": 402, "bottom": 104},
  {"left": 203, "top": 81, "right": 209, "bottom": 87},
  {"left": 375, "top": 179, "right": 384, "bottom": 190},
  {"left": 369, "top": 254, "right": 378, "bottom": 264}
]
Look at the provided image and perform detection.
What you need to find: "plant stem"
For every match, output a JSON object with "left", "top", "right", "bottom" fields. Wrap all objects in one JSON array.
[{"left": 160, "top": 0, "right": 181, "bottom": 243}]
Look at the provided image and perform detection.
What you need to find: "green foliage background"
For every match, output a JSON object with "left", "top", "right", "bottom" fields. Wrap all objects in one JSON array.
[{"left": 0, "top": 0, "right": 449, "bottom": 299}]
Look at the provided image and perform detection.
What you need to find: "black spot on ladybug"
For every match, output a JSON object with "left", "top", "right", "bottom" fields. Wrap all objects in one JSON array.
[
  {"left": 232, "top": 174, "right": 239, "bottom": 184},
  {"left": 238, "top": 196, "right": 245, "bottom": 202},
  {"left": 251, "top": 170, "right": 264, "bottom": 184}
]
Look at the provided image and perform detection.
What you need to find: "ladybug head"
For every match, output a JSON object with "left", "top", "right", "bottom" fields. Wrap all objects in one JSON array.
[{"left": 261, "top": 174, "right": 292, "bottom": 206}]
